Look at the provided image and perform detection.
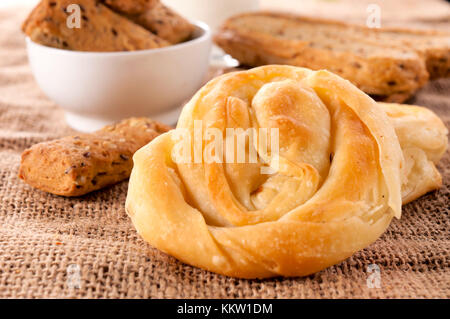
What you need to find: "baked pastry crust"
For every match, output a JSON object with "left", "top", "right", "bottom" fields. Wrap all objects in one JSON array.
[
  {"left": 19, "top": 118, "right": 171, "bottom": 196},
  {"left": 379, "top": 102, "right": 447, "bottom": 203},
  {"left": 125, "top": 65, "right": 447, "bottom": 278},
  {"left": 22, "top": 0, "right": 169, "bottom": 52},
  {"left": 214, "top": 12, "right": 450, "bottom": 103}
]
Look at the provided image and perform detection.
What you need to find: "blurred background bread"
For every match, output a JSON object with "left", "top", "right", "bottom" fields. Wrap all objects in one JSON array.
[
  {"left": 104, "top": 0, "right": 194, "bottom": 44},
  {"left": 260, "top": 0, "right": 450, "bottom": 31},
  {"left": 215, "top": 12, "right": 450, "bottom": 103},
  {"left": 22, "top": 0, "right": 195, "bottom": 52},
  {"left": 22, "top": 0, "right": 170, "bottom": 51}
]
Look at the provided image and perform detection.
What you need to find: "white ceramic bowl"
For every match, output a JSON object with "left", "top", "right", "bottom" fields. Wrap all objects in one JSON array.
[{"left": 26, "top": 21, "right": 211, "bottom": 132}]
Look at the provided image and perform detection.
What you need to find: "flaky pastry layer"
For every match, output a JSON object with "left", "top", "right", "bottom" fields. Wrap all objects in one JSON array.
[{"left": 126, "top": 66, "right": 447, "bottom": 278}]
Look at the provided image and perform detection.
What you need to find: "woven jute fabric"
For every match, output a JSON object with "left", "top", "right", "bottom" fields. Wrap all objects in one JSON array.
[{"left": 0, "top": 6, "right": 449, "bottom": 299}]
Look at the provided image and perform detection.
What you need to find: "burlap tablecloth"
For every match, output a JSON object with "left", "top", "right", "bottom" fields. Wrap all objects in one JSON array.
[{"left": 0, "top": 6, "right": 449, "bottom": 299}]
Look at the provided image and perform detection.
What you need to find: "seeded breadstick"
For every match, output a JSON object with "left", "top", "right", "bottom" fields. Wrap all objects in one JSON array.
[
  {"left": 18, "top": 118, "right": 172, "bottom": 196},
  {"left": 104, "top": 0, "right": 195, "bottom": 44},
  {"left": 22, "top": 0, "right": 169, "bottom": 52}
]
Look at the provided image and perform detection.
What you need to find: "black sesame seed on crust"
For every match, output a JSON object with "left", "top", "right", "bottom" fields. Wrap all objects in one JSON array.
[{"left": 64, "top": 165, "right": 77, "bottom": 174}]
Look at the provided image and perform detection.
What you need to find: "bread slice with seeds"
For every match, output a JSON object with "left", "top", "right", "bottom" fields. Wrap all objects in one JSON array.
[
  {"left": 22, "top": 0, "right": 169, "bottom": 52},
  {"left": 215, "top": 12, "right": 450, "bottom": 102},
  {"left": 363, "top": 27, "right": 450, "bottom": 80}
]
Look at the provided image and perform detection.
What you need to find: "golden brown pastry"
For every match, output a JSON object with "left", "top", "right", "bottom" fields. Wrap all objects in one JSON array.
[
  {"left": 379, "top": 102, "right": 448, "bottom": 203},
  {"left": 125, "top": 65, "right": 447, "bottom": 278},
  {"left": 19, "top": 118, "right": 171, "bottom": 196}
]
